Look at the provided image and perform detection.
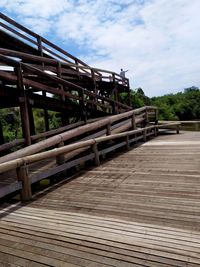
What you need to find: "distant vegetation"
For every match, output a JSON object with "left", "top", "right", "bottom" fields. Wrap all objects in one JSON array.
[
  {"left": 121, "top": 86, "right": 200, "bottom": 121},
  {"left": 0, "top": 86, "right": 199, "bottom": 143}
]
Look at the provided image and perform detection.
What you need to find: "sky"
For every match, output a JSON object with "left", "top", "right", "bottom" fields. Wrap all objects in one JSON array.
[{"left": 0, "top": 0, "right": 199, "bottom": 97}]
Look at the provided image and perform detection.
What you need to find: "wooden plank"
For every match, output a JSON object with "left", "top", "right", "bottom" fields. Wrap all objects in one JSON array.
[
  {"left": 31, "top": 154, "right": 94, "bottom": 184},
  {"left": 0, "top": 181, "right": 22, "bottom": 199}
]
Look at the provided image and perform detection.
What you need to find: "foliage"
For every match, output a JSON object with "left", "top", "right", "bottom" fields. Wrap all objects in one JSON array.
[
  {"left": 120, "top": 88, "right": 151, "bottom": 108},
  {"left": 151, "top": 87, "right": 200, "bottom": 120},
  {"left": 0, "top": 107, "right": 22, "bottom": 142},
  {"left": 121, "top": 86, "right": 200, "bottom": 121},
  {"left": 0, "top": 107, "right": 62, "bottom": 143}
]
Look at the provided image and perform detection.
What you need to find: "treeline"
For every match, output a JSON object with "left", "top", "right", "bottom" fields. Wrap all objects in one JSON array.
[{"left": 121, "top": 86, "right": 200, "bottom": 121}]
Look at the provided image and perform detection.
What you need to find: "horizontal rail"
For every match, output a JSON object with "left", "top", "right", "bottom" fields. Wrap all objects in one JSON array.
[
  {"left": 0, "top": 48, "right": 129, "bottom": 85},
  {"left": 0, "top": 54, "right": 131, "bottom": 112},
  {"left": 0, "top": 106, "right": 157, "bottom": 163},
  {"left": 0, "top": 13, "right": 97, "bottom": 74},
  {"left": 0, "top": 125, "right": 156, "bottom": 174}
]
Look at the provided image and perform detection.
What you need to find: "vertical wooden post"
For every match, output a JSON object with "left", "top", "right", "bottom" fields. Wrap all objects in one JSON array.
[
  {"left": 91, "top": 69, "right": 97, "bottom": 110},
  {"left": 127, "top": 88, "right": 131, "bottom": 107},
  {"left": 106, "top": 123, "right": 111, "bottom": 135},
  {"left": 42, "top": 91, "right": 49, "bottom": 132},
  {"left": 143, "top": 128, "right": 147, "bottom": 142},
  {"left": 132, "top": 114, "right": 136, "bottom": 130},
  {"left": 75, "top": 59, "right": 79, "bottom": 73},
  {"left": 155, "top": 108, "right": 158, "bottom": 125},
  {"left": 28, "top": 103, "right": 35, "bottom": 136},
  {"left": 17, "top": 164, "right": 32, "bottom": 201},
  {"left": 112, "top": 74, "right": 117, "bottom": 115},
  {"left": 15, "top": 65, "right": 31, "bottom": 146},
  {"left": 38, "top": 36, "right": 49, "bottom": 129},
  {"left": 145, "top": 109, "right": 149, "bottom": 126},
  {"left": 154, "top": 126, "right": 158, "bottom": 137},
  {"left": 56, "top": 141, "right": 65, "bottom": 165},
  {"left": 37, "top": 36, "right": 45, "bottom": 70},
  {"left": 0, "top": 120, "right": 4, "bottom": 145},
  {"left": 125, "top": 135, "right": 130, "bottom": 150},
  {"left": 176, "top": 125, "right": 180, "bottom": 134},
  {"left": 79, "top": 89, "right": 87, "bottom": 123},
  {"left": 57, "top": 62, "right": 65, "bottom": 101},
  {"left": 92, "top": 143, "right": 100, "bottom": 166}
]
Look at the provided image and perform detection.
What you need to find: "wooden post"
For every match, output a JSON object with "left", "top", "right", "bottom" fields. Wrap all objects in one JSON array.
[
  {"left": 37, "top": 36, "right": 45, "bottom": 70},
  {"left": 15, "top": 65, "right": 31, "bottom": 146},
  {"left": 75, "top": 59, "right": 79, "bottom": 73},
  {"left": 155, "top": 109, "right": 158, "bottom": 125},
  {"left": 127, "top": 81, "right": 131, "bottom": 106},
  {"left": 91, "top": 69, "right": 97, "bottom": 110},
  {"left": 132, "top": 114, "right": 136, "bottom": 130},
  {"left": 154, "top": 126, "right": 158, "bottom": 137},
  {"left": 125, "top": 135, "right": 130, "bottom": 150},
  {"left": 92, "top": 143, "right": 100, "bottom": 166},
  {"left": 57, "top": 62, "right": 65, "bottom": 101},
  {"left": 0, "top": 120, "right": 4, "bottom": 145},
  {"left": 28, "top": 103, "right": 35, "bottom": 136},
  {"left": 79, "top": 89, "right": 87, "bottom": 123},
  {"left": 143, "top": 128, "right": 147, "bottom": 142},
  {"left": 42, "top": 91, "right": 49, "bottom": 132},
  {"left": 145, "top": 109, "right": 149, "bottom": 126},
  {"left": 106, "top": 123, "right": 111, "bottom": 136},
  {"left": 176, "top": 125, "right": 180, "bottom": 134},
  {"left": 56, "top": 141, "right": 65, "bottom": 165},
  {"left": 17, "top": 164, "right": 32, "bottom": 201}
]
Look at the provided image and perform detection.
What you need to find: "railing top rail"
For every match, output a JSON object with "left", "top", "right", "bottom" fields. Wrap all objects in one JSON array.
[
  {"left": 0, "top": 124, "right": 157, "bottom": 174},
  {"left": 0, "top": 48, "right": 129, "bottom": 84},
  {"left": 0, "top": 106, "right": 157, "bottom": 164},
  {"left": 0, "top": 53, "right": 131, "bottom": 109},
  {"left": 0, "top": 12, "right": 99, "bottom": 75}
]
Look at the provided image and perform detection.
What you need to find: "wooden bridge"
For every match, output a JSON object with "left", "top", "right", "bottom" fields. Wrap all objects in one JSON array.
[
  {"left": 0, "top": 130, "right": 200, "bottom": 266},
  {"left": 1, "top": 13, "right": 200, "bottom": 267}
]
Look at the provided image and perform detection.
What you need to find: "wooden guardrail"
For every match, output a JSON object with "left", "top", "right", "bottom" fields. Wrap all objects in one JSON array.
[
  {"left": 0, "top": 53, "right": 130, "bottom": 114},
  {"left": 0, "top": 13, "right": 98, "bottom": 76},
  {"left": 0, "top": 14, "right": 129, "bottom": 87},
  {"left": 159, "top": 121, "right": 200, "bottom": 131},
  {"left": 0, "top": 106, "right": 157, "bottom": 164},
  {"left": 0, "top": 106, "right": 159, "bottom": 200},
  {"left": 0, "top": 48, "right": 129, "bottom": 87},
  {"left": 0, "top": 125, "right": 157, "bottom": 201},
  {"left": 0, "top": 53, "right": 131, "bottom": 147}
]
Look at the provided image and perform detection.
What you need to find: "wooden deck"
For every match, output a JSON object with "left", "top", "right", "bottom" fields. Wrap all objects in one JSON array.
[{"left": 0, "top": 131, "right": 200, "bottom": 266}]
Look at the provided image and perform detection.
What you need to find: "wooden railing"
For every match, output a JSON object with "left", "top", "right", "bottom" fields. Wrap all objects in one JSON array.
[
  {"left": 0, "top": 48, "right": 129, "bottom": 87},
  {"left": 0, "top": 53, "right": 132, "bottom": 146},
  {"left": 0, "top": 106, "right": 159, "bottom": 200},
  {"left": 0, "top": 14, "right": 129, "bottom": 87},
  {"left": 0, "top": 13, "right": 96, "bottom": 75},
  {"left": 0, "top": 53, "right": 130, "bottom": 112},
  {"left": 0, "top": 106, "right": 157, "bottom": 163}
]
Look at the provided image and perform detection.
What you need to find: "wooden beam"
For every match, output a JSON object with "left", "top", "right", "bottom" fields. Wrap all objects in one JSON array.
[
  {"left": 16, "top": 164, "right": 32, "bottom": 201},
  {"left": 15, "top": 65, "right": 31, "bottom": 146},
  {"left": 0, "top": 120, "right": 4, "bottom": 145}
]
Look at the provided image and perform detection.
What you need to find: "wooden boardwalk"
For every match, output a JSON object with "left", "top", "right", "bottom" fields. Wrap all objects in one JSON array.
[{"left": 0, "top": 131, "right": 200, "bottom": 266}]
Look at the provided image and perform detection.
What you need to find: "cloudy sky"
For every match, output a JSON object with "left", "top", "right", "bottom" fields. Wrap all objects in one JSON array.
[{"left": 0, "top": 0, "right": 199, "bottom": 96}]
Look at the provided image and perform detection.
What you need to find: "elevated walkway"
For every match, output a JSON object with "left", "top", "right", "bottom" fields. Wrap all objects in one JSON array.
[{"left": 0, "top": 12, "right": 131, "bottom": 149}]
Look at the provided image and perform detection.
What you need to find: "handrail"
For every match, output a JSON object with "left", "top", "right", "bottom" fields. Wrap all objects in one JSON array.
[
  {"left": 0, "top": 106, "right": 157, "bottom": 164},
  {"left": 0, "top": 13, "right": 99, "bottom": 77},
  {"left": 0, "top": 53, "right": 131, "bottom": 112},
  {"left": 0, "top": 125, "right": 157, "bottom": 174},
  {"left": 0, "top": 48, "right": 129, "bottom": 85}
]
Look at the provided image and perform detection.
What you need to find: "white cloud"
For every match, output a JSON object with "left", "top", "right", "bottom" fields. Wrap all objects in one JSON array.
[{"left": 1, "top": 0, "right": 200, "bottom": 96}]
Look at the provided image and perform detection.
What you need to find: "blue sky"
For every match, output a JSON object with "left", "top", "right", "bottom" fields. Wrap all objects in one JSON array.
[{"left": 0, "top": 0, "right": 200, "bottom": 96}]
